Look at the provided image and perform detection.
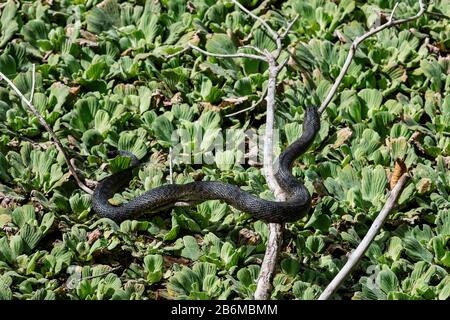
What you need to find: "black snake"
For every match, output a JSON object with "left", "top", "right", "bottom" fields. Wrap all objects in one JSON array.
[{"left": 92, "top": 106, "right": 320, "bottom": 223}]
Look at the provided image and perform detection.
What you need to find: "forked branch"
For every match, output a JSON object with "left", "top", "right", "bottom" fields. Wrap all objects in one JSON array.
[{"left": 318, "top": 0, "right": 426, "bottom": 114}]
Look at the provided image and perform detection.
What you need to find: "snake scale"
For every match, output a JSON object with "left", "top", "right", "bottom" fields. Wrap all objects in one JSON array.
[{"left": 92, "top": 106, "right": 320, "bottom": 223}]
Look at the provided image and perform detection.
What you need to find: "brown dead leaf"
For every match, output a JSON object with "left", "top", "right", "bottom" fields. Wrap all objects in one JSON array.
[
  {"left": 417, "top": 178, "right": 432, "bottom": 194},
  {"left": 326, "top": 244, "right": 348, "bottom": 257},
  {"left": 333, "top": 127, "right": 353, "bottom": 148},
  {"left": 238, "top": 228, "right": 260, "bottom": 245},
  {"left": 170, "top": 92, "right": 183, "bottom": 104},
  {"left": 199, "top": 101, "right": 221, "bottom": 112},
  {"left": 186, "top": 1, "right": 196, "bottom": 14},
  {"left": 390, "top": 159, "right": 407, "bottom": 190},
  {"left": 335, "top": 30, "right": 348, "bottom": 43},
  {"left": 81, "top": 30, "right": 97, "bottom": 41},
  {"left": 87, "top": 229, "right": 102, "bottom": 245},
  {"left": 67, "top": 135, "right": 79, "bottom": 148},
  {"left": 69, "top": 86, "right": 81, "bottom": 95},
  {"left": 121, "top": 47, "right": 134, "bottom": 57},
  {"left": 163, "top": 256, "right": 191, "bottom": 267},
  {"left": 217, "top": 96, "right": 248, "bottom": 109}
]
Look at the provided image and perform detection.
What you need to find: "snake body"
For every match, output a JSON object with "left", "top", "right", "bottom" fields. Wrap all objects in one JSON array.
[{"left": 92, "top": 106, "right": 320, "bottom": 223}]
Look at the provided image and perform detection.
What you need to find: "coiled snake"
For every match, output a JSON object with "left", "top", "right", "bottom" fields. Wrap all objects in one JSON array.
[{"left": 92, "top": 106, "right": 320, "bottom": 223}]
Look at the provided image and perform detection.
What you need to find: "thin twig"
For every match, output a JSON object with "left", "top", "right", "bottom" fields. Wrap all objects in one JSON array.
[
  {"left": 0, "top": 124, "right": 38, "bottom": 145},
  {"left": 241, "top": 45, "right": 266, "bottom": 55},
  {"left": 0, "top": 71, "right": 93, "bottom": 195},
  {"left": 318, "top": 0, "right": 426, "bottom": 114},
  {"left": 318, "top": 174, "right": 410, "bottom": 300},
  {"left": 30, "top": 64, "right": 36, "bottom": 104},
  {"left": 188, "top": 43, "right": 267, "bottom": 62},
  {"left": 276, "top": 56, "right": 290, "bottom": 72},
  {"left": 80, "top": 266, "right": 121, "bottom": 281},
  {"left": 225, "top": 85, "right": 268, "bottom": 117},
  {"left": 388, "top": 2, "right": 400, "bottom": 23},
  {"left": 166, "top": 46, "right": 191, "bottom": 59},
  {"left": 169, "top": 147, "right": 174, "bottom": 184},
  {"left": 280, "top": 15, "right": 300, "bottom": 39},
  {"left": 231, "top": 0, "right": 278, "bottom": 42}
]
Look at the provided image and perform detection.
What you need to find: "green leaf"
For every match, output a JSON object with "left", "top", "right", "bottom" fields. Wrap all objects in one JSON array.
[
  {"left": 20, "top": 224, "right": 43, "bottom": 251},
  {"left": 220, "top": 242, "right": 239, "bottom": 268},
  {"left": 358, "top": 89, "right": 383, "bottom": 116},
  {"left": 180, "top": 236, "right": 202, "bottom": 261},
  {"left": 144, "top": 254, "right": 164, "bottom": 284},
  {"left": 12, "top": 205, "right": 36, "bottom": 228},
  {"left": 0, "top": 53, "right": 16, "bottom": 78},
  {"left": 151, "top": 115, "right": 175, "bottom": 147},
  {"left": 305, "top": 211, "right": 331, "bottom": 233},
  {"left": 215, "top": 150, "right": 235, "bottom": 171},
  {"left": 199, "top": 111, "right": 221, "bottom": 130},
  {"left": 9, "top": 234, "right": 23, "bottom": 259},
  {"left": 306, "top": 236, "right": 325, "bottom": 254},
  {"left": 21, "top": 20, "right": 49, "bottom": 47},
  {"left": 386, "top": 236, "right": 403, "bottom": 261},
  {"left": 377, "top": 268, "right": 399, "bottom": 293},
  {"left": 361, "top": 165, "right": 387, "bottom": 206},
  {"left": 86, "top": 0, "right": 120, "bottom": 34},
  {"left": 118, "top": 131, "right": 147, "bottom": 160},
  {"left": 403, "top": 237, "right": 433, "bottom": 264},
  {"left": 69, "top": 193, "right": 92, "bottom": 215},
  {"left": 437, "top": 277, "right": 450, "bottom": 300},
  {"left": 0, "top": 0, "right": 19, "bottom": 48},
  {"left": 138, "top": 0, "right": 161, "bottom": 43},
  {"left": 281, "top": 258, "right": 301, "bottom": 276},
  {"left": 205, "top": 34, "right": 237, "bottom": 55},
  {"left": 94, "top": 110, "right": 111, "bottom": 135},
  {"left": 0, "top": 237, "right": 13, "bottom": 264},
  {"left": 49, "top": 82, "right": 70, "bottom": 111}
]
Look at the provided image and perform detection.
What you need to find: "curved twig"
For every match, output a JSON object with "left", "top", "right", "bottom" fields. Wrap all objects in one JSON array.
[
  {"left": 225, "top": 85, "right": 268, "bottom": 118},
  {"left": 189, "top": 43, "right": 267, "bottom": 62}
]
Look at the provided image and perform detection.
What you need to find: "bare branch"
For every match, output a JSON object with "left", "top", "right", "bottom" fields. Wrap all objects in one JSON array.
[
  {"left": 254, "top": 223, "right": 283, "bottom": 299},
  {"left": 188, "top": 43, "right": 267, "bottom": 62},
  {"left": 0, "top": 71, "right": 93, "bottom": 195},
  {"left": 254, "top": 57, "right": 286, "bottom": 300},
  {"left": 318, "top": 0, "right": 426, "bottom": 114},
  {"left": 318, "top": 173, "right": 410, "bottom": 300}
]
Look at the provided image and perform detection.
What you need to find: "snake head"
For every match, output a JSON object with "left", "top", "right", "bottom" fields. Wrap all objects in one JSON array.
[{"left": 106, "top": 150, "right": 140, "bottom": 167}]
